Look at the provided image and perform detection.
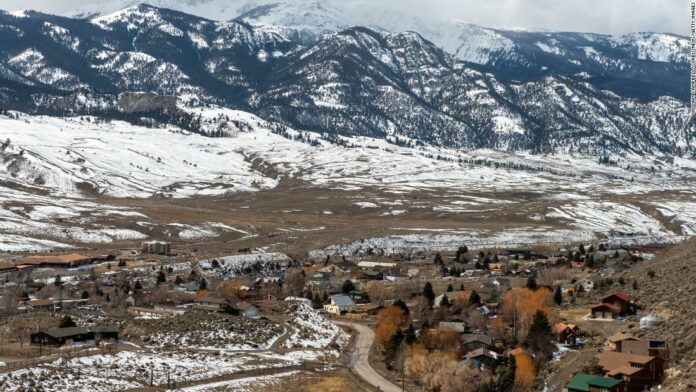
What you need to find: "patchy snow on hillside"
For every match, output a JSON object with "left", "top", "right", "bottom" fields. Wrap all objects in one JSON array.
[
  {"left": 198, "top": 252, "right": 291, "bottom": 279},
  {"left": 283, "top": 302, "right": 342, "bottom": 349},
  {"left": 547, "top": 201, "right": 671, "bottom": 237}
]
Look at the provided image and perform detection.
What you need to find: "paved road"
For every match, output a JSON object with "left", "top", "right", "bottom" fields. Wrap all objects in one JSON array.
[{"left": 335, "top": 321, "right": 403, "bottom": 392}]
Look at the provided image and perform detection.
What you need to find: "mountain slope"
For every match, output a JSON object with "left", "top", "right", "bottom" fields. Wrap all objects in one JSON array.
[
  {"left": 0, "top": 5, "right": 693, "bottom": 156},
  {"left": 589, "top": 239, "right": 696, "bottom": 391},
  {"left": 63, "top": 1, "right": 691, "bottom": 101}
]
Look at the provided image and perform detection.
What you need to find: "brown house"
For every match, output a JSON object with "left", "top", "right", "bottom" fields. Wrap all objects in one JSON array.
[
  {"left": 554, "top": 322, "right": 580, "bottom": 345},
  {"left": 606, "top": 333, "right": 640, "bottom": 351},
  {"left": 596, "top": 351, "right": 664, "bottom": 392},
  {"left": 601, "top": 291, "right": 637, "bottom": 316},
  {"left": 591, "top": 303, "right": 621, "bottom": 319}
]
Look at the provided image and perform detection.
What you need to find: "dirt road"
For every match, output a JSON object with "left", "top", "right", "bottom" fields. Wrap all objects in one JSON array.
[{"left": 335, "top": 321, "right": 403, "bottom": 392}]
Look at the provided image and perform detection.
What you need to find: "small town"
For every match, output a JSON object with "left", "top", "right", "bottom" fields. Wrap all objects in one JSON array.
[{"left": 0, "top": 239, "right": 677, "bottom": 391}]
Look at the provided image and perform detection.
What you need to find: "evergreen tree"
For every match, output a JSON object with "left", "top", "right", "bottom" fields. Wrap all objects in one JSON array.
[
  {"left": 525, "top": 310, "right": 555, "bottom": 362},
  {"left": 199, "top": 277, "right": 207, "bottom": 291},
  {"left": 134, "top": 280, "right": 143, "bottom": 291},
  {"left": 433, "top": 253, "right": 443, "bottom": 265},
  {"left": 526, "top": 276, "right": 538, "bottom": 291},
  {"left": 81, "top": 290, "right": 89, "bottom": 299},
  {"left": 383, "top": 329, "right": 404, "bottom": 368},
  {"left": 422, "top": 282, "right": 435, "bottom": 307},
  {"left": 404, "top": 323, "right": 417, "bottom": 345},
  {"left": 468, "top": 290, "right": 481, "bottom": 305},
  {"left": 496, "top": 355, "right": 516, "bottom": 392},
  {"left": 446, "top": 283, "right": 454, "bottom": 292},
  {"left": 454, "top": 245, "right": 468, "bottom": 262},
  {"left": 174, "top": 275, "right": 183, "bottom": 285},
  {"left": 393, "top": 299, "right": 410, "bottom": 316},
  {"left": 579, "top": 243, "right": 586, "bottom": 255},
  {"left": 313, "top": 293, "right": 322, "bottom": 309},
  {"left": 440, "top": 294, "right": 451, "bottom": 308},
  {"left": 554, "top": 286, "right": 563, "bottom": 306},
  {"left": 156, "top": 269, "right": 166, "bottom": 285},
  {"left": 342, "top": 279, "right": 355, "bottom": 294},
  {"left": 59, "top": 315, "right": 76, "bottom": 328},
  {"left": 459, "top": 284, "right": 465, "bottom": 291}
]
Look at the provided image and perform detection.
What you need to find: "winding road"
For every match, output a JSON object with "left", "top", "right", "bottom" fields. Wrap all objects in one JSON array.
[{"left": 335, "top": 321, "right": 403, "bottom": 392}]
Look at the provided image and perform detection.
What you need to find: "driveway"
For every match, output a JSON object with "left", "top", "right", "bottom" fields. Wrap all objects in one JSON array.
[{"left": 335, "top": 321, "right": 403, "bottom": 392}]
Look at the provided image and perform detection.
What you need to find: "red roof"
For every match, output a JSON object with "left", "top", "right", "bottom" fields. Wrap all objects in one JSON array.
[{"left": 603, "top": 291, "right": 632, "bottom": 303}]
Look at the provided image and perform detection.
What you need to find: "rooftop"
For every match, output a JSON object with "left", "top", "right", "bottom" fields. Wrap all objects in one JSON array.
[{"left": 566, "top": 372, "right": 622, "bottom": 392}]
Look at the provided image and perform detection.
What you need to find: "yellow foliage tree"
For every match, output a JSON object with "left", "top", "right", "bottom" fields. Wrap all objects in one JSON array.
[
  {"left": 373, "top": 305, "right": 406, "bottom": 348},
  {"left": 514, "top": 352, "right": 536, "bottom": 392},
  {"left": 501, "top": 287, "right": 557, "bottom": 339}
]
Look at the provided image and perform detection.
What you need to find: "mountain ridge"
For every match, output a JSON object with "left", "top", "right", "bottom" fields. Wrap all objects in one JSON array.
[{"left": 0, "top": 3, "right": 693, "bottom": 157}]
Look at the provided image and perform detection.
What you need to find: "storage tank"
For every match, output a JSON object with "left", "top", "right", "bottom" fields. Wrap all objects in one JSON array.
[{"left": 640, "top": 315, "right": 660, "bottom": 329}]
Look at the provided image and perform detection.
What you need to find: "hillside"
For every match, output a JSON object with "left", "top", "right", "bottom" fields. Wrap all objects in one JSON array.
[{"left": 591, "top": 240, "right": 696, "bottom": 391}]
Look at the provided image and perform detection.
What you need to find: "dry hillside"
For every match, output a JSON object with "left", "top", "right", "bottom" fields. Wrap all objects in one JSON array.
[{"left": 590, "top": 239, "right": 696, "bottom": 391}]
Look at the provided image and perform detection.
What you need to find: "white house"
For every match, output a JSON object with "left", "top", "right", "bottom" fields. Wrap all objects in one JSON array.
[{"left": 323, "top": 294, "right": 356, "bottom": 315}]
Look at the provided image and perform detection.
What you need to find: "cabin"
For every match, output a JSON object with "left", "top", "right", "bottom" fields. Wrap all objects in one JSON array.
[
  {"left": 554, "top": 322, "right": 580, "bottom": 345},
  {"left": 566, "top": 372, "right": 623, "bottom": 392},
  {"left": 601, "top": 292, "right": 637, "bottom": 316}
]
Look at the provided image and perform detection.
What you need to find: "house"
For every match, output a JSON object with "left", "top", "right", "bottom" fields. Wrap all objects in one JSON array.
[
  {"left": 566, "top": 372, "right": 623, "bottom": 392},
  {"left": 605, "top": 333, "right": 639, "bottom": 351},
  {"left": 354, "top": 303, "right": 383, "bottom": 315},
  {"left": 601, "top": 292, "right": 637, "bottom": 316},
  {"left": 619, "top": 339, "right": 669, "bottom": 360},
  {"left": 19, "top": 253, "right": 102, "bottom": 269},
  {"left": 26, "top": 299, "right": 56, "bottom": 312},
  {"left": 31, "top": 326, "right": 119, "bottom": 347},
  {"left": 438, "top": 321, "right": 468, "bottom": 334},
  {"left": 461, "top": 334, "right": 492, "bottom": 353},
  {"left": 141, "top": 241, "right": 171, "bottom": 255},
  {"left": 463, "top": 348, "right": 503, "bottom": 368},
  {"left": 352, "top": 269, "right": 383, "bottom": 281},
  {"left": 554, "top": 322, "right": 580, "bottom": 345},
  {"left": 357, "top": 261, "right": 397, "bottom": 269},
  {"left": 596, "top": 351, "right": 664, "bottom": 392},
  {"left": 323, "top": 294, "right": 355, "bottom": 314},
  {"left": 591, "top": 303, "right": 621, "bottom": 319},
  {"left": 193, "top": 297, "right": 231, "bottom": 312},
  {"left": 236, "top": 302, "right": 259, "bottom": 318}
]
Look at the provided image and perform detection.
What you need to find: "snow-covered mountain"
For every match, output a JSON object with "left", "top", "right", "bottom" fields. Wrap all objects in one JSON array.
[
  {"left": 0, "top": 4, "right": 693, "bottom": 156},
  {"left": 63, "top": 1, "right": 691, "bottom": 101}
]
